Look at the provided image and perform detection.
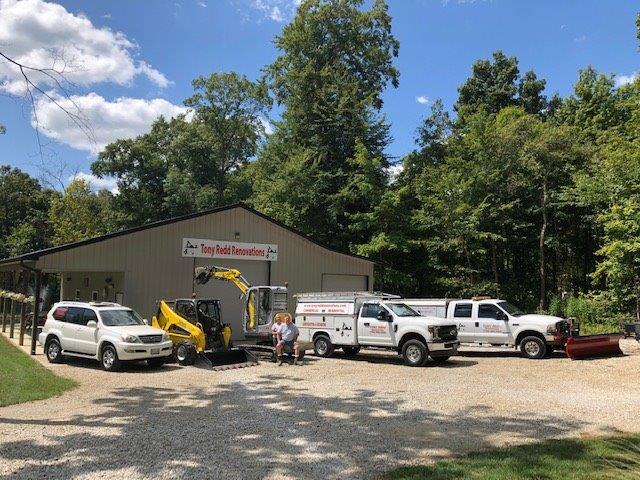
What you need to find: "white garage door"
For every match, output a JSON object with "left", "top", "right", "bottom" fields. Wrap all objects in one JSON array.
[
  {"left": 194, "top": 259, "right": 269, "bottom": 339},
  {"left": 322, "top": 273, "right": 368, "bottom": 292}
]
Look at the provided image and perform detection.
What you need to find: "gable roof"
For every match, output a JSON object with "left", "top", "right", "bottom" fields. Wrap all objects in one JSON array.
[{"left": 0, "top": 202, "right": 372, "bottom": 267}]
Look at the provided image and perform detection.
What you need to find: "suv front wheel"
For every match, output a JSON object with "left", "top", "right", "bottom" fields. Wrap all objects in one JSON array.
[
  {"left": 45, "top": 337, "right": 64, "bottom": 363},
  {"left": 101, "top": 344, "right": 122, "bottom": 371}
]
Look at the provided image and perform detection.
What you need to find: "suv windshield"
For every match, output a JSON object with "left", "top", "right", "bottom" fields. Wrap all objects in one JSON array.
[
  {"left": 497, "top": 301, "right": 524, "bottom": 317},
  {"left": 386, "top": 303, "right": 420, "bottom": 317},
  {"left": 100, "top": 309, "right": 145, "bottom": 326}
]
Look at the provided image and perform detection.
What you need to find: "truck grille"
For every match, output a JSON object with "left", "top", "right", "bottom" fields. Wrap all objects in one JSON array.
[
  {"left": 437, "top": 325, "right": 458, "bottom": 341},
  {"left": 139, "top": 335, "right": 163, "bottom": 344}
]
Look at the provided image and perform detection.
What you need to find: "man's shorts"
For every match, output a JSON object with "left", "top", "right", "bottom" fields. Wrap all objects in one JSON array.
[{"left": 278, "top": 339, "right": 295, "bottom": 351}]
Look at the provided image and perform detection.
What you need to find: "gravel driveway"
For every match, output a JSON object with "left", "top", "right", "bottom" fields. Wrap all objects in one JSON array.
[{"left": 1, "top": 336, "right": 639, "bottom": 480}]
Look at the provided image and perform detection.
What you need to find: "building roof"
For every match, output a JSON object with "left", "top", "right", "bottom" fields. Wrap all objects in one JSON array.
[{"left": 0, "top": 202, "right": 373, "bottom": 268}]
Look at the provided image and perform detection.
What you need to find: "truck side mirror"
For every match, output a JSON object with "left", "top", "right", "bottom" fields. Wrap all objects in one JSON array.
[
  {"left": 376, "top": 310, "right": 391, "bottom": 322},
  {"left": 87, "top": 320, "right": 97, "bottom": 329},
  {"left": 497, "top": 310, "right": 507, "bottom": 321}
]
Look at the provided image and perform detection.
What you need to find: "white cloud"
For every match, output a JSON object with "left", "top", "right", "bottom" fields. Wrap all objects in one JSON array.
[
  {"left": 0, "top": 0, "right": 171, "bottom": 94},
  {"left": 136, "top": 61, "right": 172, "bottom": 88},
  {"left": 251, "top": 0, "right": 299, "bottom": 22},
  {"left": 197, "top": 1, "right": 207, "bottom": 6},
  {"left": 34, "top": 92, "right": 187, "bottom": 153},
  {"left": 615, "top": 72, "right": 638, "bottom": 88},
  {"left": 573, "top": 34, "right": 587, "bottom": 43},
  {"left": 70, "top": 172, "right": 119, "bottom": 194},
  {"left": 386, "top": 164, "right": 403, "bottom": 182},
  {"left": 259, "top": 116, "right": 274, "bottom": 135},
  {"left": 416, "top": 95, "right": 429, "bottom": 105}
]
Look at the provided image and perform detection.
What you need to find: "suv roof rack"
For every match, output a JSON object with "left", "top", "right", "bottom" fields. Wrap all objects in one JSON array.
[{"left": 88, "top": 302, "right": 121, "bottom": 307}]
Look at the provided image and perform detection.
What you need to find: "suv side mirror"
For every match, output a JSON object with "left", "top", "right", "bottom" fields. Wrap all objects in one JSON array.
[
  {"left": 143, "top": 318, "right": 149, "bottom": 325},
  {"left": 87, "top": 320, "right": 97, "bottom": 329},
  {"left": 376, "top": 310, "right": 391, "bottom": 322}
]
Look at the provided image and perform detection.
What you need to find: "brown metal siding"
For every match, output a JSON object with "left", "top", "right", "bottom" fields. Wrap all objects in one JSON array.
[{"left": 35, "top": 207, "right": 373, "bottom": 333}]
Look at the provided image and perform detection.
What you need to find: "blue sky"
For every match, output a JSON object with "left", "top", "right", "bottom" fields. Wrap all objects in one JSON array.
[{"left": 0, "top": 0, "right": 638, "bottom": 189}]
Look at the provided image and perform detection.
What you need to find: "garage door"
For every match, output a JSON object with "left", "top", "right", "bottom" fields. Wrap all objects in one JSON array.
[
  {"left": 322, "top": 273, "right": 368, "bottom": 292},
  {"left": 194, "top": 259, "right": 269, "bottom": 339}
]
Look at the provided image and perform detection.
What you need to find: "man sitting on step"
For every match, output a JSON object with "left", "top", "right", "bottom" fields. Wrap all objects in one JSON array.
[{"left": 275, "top": 313, "right": 301, "bottom": 366}]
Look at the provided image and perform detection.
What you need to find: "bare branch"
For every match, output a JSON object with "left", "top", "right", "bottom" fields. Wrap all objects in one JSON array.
[{"left": 0, "top": 49, "right": 96, "bottom": 182}]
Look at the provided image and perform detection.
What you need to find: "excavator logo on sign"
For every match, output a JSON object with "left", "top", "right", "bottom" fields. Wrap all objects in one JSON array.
[
  {"left": 266, "top": 246, "right": 278, "bottom": 260},
  {"left": 183, "top": 240, "right": 198, "bottom": 256}
]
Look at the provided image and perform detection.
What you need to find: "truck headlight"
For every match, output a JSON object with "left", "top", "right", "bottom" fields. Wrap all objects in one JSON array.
[
  {"left": 546, "top": 325, "right": 557, "bottom": 334},
  {"left": 122, "top": 335, "right": 141, "bottom": 343},
  {"left": 161, "top": 332, "right": 170, "bottom": 342},
  {"left": 428, "top": 326, "right": 435, "bottom": 333}
]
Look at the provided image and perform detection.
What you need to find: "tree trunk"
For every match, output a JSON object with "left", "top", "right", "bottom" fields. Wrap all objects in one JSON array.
[
  {"left": 491, "top": 240, "right": 499, "bottom": 287},
  {"left": 539, "top": 180, "right": 548, "bottom": 311}
]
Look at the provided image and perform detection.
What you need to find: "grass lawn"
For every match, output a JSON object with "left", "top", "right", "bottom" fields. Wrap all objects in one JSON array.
[
  {"left": 0, "top": 335, "right": 78, "bottom": 407},
  {"left": 384, "top": 435, "right": 640, "bottom": 480}
]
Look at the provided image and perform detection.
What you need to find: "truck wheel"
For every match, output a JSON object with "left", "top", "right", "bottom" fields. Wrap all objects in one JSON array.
[
  {"left": 520, "top": 336, "right": 546, "bottom": 359},
  {"left": 313, "top": 335, "right": 334, "bottom": 357},
  {"left": 175, "top": 343, "right": 197, "bottom": 366},
  {"left": 402, "top": 340, "right": 428, "bottom": 367},
  {"left": 101, "top": 344, "right": 122, "bottom": 372},
  {"left": 45, "top": 338, "right": 64, "bottom": 364},
  {"left": 342, "top": 346, "right": 361, "bottom": 356},
  {"left": 431, "top": 355, "right": 450, "bottom": 364}
]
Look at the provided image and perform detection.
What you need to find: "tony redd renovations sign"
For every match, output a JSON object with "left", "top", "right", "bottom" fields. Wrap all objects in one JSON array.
[{"left": 182, "top": 238, "right": 278, "bottom": 261}]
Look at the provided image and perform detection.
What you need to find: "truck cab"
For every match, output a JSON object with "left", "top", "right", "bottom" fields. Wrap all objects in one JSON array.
[
  {"left": 295, "top": 292, "right": 459, "bottom": 367},
  {"left": 405, "top": 297, "right": 573, "bottom": 359}
]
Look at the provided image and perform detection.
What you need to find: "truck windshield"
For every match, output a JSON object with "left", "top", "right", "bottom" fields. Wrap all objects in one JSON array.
[
  {"left": 497, "top": 301, "right": 524, "bottom": 317},
  {"left": 100, "top": 309, "right": 145, "bottom": 326},
  {"left": 387, "top": 303, "right": 420, "bottom": 317}
]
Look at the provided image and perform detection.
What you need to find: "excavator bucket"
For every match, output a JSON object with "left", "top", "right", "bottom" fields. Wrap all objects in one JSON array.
[
  {"left": 565, "top": 334, "right": 623, "bottom": 360},
  {"left": 194, "top": 348, "right": 259, "bottom": 371}
]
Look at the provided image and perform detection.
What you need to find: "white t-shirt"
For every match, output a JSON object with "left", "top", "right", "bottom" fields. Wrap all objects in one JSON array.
[{"left": 271, "top": 323, "right": 282, "bottom": 335}]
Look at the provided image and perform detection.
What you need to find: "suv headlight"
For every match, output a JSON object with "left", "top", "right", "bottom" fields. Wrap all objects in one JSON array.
[{"left": 122, "top": 335, "right": 141, "bottom": 343}]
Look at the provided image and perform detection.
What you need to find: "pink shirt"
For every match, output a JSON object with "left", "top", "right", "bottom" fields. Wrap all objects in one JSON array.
[{"left": 271, "top": 323, "right": 282, "bottom": 335}]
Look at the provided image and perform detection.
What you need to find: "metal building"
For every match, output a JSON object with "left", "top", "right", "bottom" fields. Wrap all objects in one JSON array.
[{"left": 0, "top": 203, "right": 373, "bottom": 339}]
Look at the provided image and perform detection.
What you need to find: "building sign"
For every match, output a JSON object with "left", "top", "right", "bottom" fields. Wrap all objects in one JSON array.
[
  {"left": 298, "top": 302, "right": 354, "bottom": 315},
  {"left": 182, "top": 238, "right": 278, "bottom": 261}
]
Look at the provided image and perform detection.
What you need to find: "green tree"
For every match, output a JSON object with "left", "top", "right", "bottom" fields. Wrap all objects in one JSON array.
[
  {"left": 252, "top": 0, "right": 399, "bottom": 249},
  {"left": 0, "top": 166, "right": 52, "bottom": 257},
  {"left": 48, "top": 179, "right": 111, "bottom": 246},
  {"left": 181, "top": 73, "right": 271, "bottom": 203},
  {"left": 594, "top": 201, "right": 640, "bottom": 319},
  {"left": 456, "top": 51, "right": 548, "bottom": 119},
  {"left": 92, "top": 73, "right": 269, "bottom": 227}
]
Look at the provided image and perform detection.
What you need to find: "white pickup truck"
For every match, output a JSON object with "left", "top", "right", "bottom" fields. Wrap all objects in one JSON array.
[
  {"left": 295, "top": 292, "right": 459, "bottom": 366},
  {"left": 402, "top": 297, "right": 574, "bottom": 359}
]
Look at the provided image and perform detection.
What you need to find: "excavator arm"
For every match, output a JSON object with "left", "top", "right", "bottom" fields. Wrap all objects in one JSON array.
[
  {"left": 194, "top": 265, "right": 257, "bottom": 330},
  {"left": 194, "top": 266, "right": 252, "bottom": 294}
]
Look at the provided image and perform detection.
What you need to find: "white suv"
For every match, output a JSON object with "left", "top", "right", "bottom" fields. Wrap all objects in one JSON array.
[{"left": 38, "top": 301, "right": 173, "bottom": 371}]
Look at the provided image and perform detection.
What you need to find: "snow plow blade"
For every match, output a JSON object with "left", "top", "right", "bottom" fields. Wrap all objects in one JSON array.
[
  {"left": 565, "top": 334, "right": 623, "bottom": 360},
  {"left": 194, "top": 348, "right": 259, "bottom": 371}
]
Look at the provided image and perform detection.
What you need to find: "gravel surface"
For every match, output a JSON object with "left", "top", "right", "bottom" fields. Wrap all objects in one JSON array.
[{"left": 1, "top": 334, "right": 639, "bottom": 480}]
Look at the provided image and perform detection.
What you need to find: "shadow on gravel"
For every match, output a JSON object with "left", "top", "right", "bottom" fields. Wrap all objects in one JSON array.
[
  {"left": 456, "top": 349, "right": 567, "bottom": 359},
  {"left": 330, "top": 351, "right": 478, "bottom": 368},
  {"left": 59, "top": 355, "right": 182, "bottom": 372},
  {"left": 0, "top": 376, "right": 582, "bottom": 480}
]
